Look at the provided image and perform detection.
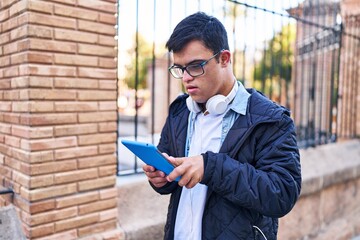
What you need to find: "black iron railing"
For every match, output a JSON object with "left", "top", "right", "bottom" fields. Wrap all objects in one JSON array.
[{"left": 116, "top": 0, "right": 359, "bottom": 175}]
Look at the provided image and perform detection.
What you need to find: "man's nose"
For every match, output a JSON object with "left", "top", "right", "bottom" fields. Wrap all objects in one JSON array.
[{"left": 182, "top": 70, "right": 194, "bottom": 82}]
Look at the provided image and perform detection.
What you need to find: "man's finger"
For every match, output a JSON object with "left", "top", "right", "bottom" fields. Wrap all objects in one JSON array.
[{"left": 168, "top": 156, "right": 183, "bottom": 167}]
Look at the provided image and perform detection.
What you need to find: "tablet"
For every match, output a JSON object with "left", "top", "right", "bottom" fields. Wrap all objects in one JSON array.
[{"left": 121, "top": 139, "right": 179, "bottom": 181}]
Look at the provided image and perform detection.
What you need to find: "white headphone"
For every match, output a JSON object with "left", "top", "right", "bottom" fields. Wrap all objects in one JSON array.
[{"left": 186, "top": 81, "right": 238, "bottom": 115}]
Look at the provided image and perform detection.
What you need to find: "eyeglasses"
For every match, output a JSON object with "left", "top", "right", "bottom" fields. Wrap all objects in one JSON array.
[{"left": 168, "top": 50, "right": 223, "bottom": 79}]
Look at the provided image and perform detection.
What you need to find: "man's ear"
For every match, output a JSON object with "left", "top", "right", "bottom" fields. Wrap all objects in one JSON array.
[{"left": 220, "top": 50, "right": 231, "bottom": 66}]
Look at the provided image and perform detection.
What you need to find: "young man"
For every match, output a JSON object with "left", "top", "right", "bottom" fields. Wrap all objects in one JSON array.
[{"left": 143, "top": 12, "right": 301, "bottom": 240}]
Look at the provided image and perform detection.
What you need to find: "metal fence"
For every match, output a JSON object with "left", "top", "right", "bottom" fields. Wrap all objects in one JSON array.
[{"left": 116, "top": 0, "right": 359, "bottom": 175}]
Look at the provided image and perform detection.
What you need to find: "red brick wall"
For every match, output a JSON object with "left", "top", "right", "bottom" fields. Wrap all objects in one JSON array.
[{"left": 0, "top": 0, "right": 122, "bottom": 239}]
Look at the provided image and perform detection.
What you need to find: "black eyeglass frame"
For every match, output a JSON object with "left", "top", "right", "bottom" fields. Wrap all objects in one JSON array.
[{"left": 168, "top": 50, "right": 224, "bottom": 79}]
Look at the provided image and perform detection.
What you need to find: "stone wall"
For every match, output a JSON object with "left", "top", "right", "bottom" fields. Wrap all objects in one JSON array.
[{"left": 0, "top": 0, "right": 123, "bottom": 239}]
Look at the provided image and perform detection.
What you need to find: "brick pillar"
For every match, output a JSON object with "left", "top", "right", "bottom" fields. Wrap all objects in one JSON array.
[{"left": 0, "top": 0, "right": 123, "bottom": 239}]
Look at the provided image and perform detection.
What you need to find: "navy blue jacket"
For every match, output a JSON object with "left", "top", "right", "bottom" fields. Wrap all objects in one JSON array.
[{"left": 153, "top": 89, "right": 301, "bottom": 240}]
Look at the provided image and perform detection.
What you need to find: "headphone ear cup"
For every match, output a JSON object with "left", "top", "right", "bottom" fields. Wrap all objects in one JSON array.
[
  {"left": 186, "top": 96, "right": 201, "bottom": 113},
  {"left": 206, "top": 95, "right": 227, "bottom": 115}
]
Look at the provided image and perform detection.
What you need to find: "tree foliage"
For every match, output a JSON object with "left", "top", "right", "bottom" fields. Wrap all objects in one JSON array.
[
  {"left": 253, "top": 24, "right": 296, "bottom": 84},
  {"left": 123, "top": 34, "right": 153, "bottom": 89}
]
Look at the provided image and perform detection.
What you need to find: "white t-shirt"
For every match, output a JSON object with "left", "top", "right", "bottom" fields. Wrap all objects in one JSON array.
[{"left": 174, "top": 110, "right": 227, "bottom": 240}]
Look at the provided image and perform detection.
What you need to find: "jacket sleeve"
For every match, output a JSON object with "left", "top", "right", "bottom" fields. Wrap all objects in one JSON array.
[{"left": 201, "top": 113, "right": 301, "bottom": 218}]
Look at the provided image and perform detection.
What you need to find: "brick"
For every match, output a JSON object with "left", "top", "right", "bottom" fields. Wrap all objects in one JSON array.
[
  {"left": 11, "top": 148, "right": 31, "bottom": 163},
  {"left": 78, "top": 90, "right": 117, "bottom": 100},
  {"left": 54, "top": 29, "right": 98, "bottom": 44},
  {"left": 28, "top": 0, "right": 53, "bottom": 14},
  {"left": 99, "top": 187, "right": 117, "bottom": 200},
  {"left": 3, "top": 112, "right": 20, "bottom": 124},
  {"left": 29, "top": 102, "right": 55, "bottom": 112},
  {"left": 50, "top": 0, "right": 76, "bottom": 5},
  {"left": 78, "top": 111, "right": 117, "bottom": 123},
  {"left": 4, "top": 90, "right": 20, "bottom": 100},
  {"left": 54, "top": 4, "right": 98, "bottom": 20},
  {"left": 5, "top": 135, "right": 20, "bottom": 147},
  {"left": 56, "top": 192, "right": 99, "bottom": 209},
  {"left": 29, "top": 206, "right": 78, "bottom": 226},
  {"left": 54, "top": 77, "right": 98, "bottom": 89},
  {"left": 3, "top": 65, "right": 19, "bottom": 77},
  {"left": 78, "top": 176, "right": 115, "bottom": 192},
  {"left": 29, "top": 12, "right": 76, "bottom": 29},
  {"left": 78, "top": 0, "right": 116, "bottom": 13},
  {"left": 22, "top": 183, "right": 77, "bottom": 201},
  {"left": 10, "top": 25, "right": 28, "bottom": 41},
  {"left": 78, "top": 19, "right": 116, "bottom": 35},
  {"left": 54, "top": 168, "right": 98, "bottom": 184},
  {"left": 98, "top": 122, "right": 117, "bottom": 132},
  {"left": 54, "top": 124, "right": 97, "bottom": 137},
  {"left": 28, "top": 150, "right": 54, "bottom": 164},
  {"left": 78, "top": 198, "right": 116, "bottom": 215},
  {"left": 22, "top": 136, "right": 77, "bottom": 151},
  {"left": 30, "top": 175, "right": 54, "bottom": 189},
  {"left": 27, "top": 223, "right": 54, "bottom": 238},
  {"left": 11, "top": 76, "right": 53, "bottom": 88},
  {"left": 4, "top": 157, "right": 30, "bottom": 175},
  {"left": 55, "top": 145, "right": 97, "bottom": 160},
  {"left": 0, "top": 123, "right": 11, "bottom": 134},
  {"left": 78, "top": 133, "right": 117, "bottom": 146},
  {"left": 28, "top": 25, "right": 52, "bottom": 39},
  {"left": 3, "top": 41, "right": 20, "bottom": 55},
  {"left": 20, "top": 64, "right": 77, "bottom": 77},
  {"left": 0, "top": 165, "right": 12, "bottom": 179},
  {"left": 0, "top": 79, "right": 11, "bottom": 90},
  {"left": 55, "top": 213, "right": 99, "bottom": 232},
  {"left": 99, "top": 13, "right": 117, "bottom": 25},
  {"left": 99, "top": 35, "right": 116, "bottom": 48},
  {"left": 78, "top": 44, "right": 116, "bottom": 57},
  {"left": 12, "top": 125, "right": 53, "bottom": 139},
  {"left": 0, "top": 101, "right": 11, "bottom": 111},
  {"left": 9, "top": 1, "right": 27, "bottom": 17},
  {"left": 99, "top": 80, "right": 117, "bottom": 90},
  {"left": 12, "top": 170, "right": 30, "bottom": 187},
  {"left": 78, "top": 154, "right": 116, "bottom": 169},
  {"left": 78, "top": 219, "right": 117, "bottom": 237},
  {"left": 12, "top": 102, "right": 30, "bottom": 112},
  {"left": 0, "top": 55, "right": 10, "bottom": 67},
  {"left": 30, "top": 160, "right": 77, "bottom": 175},
  {"left": 99, "top": 208, "right": 117, "bottom": 222},
  {"left": 27, "top": 38, "right": 77, "bottom": 53},
  {"left": 20, "top": 113, "right": 77, "bottom": 126},
  {"left": 99, "top": 57, "right": 117, "bottom": 68},
  {"left": 27, "top": 89, "right": 76, "bottom": 100},
  {"left": 29, "top": 199, "right": 56, "bottom": 214},
  {"left": 100, "top": 167, "right": 117, "bottom": 178},
  {"left": 27, "top": 51, "right": 53, "bottom": 64},
  {"left": 0, "top": 8, "right": 9, "bottom": 22},
  {"left": 2, "top": 14, "right": 22, "bottom": 33},
  {"left": 35, "top": 230, "right": 77, "bottom": 240},
  {"left": 54, "top": 53, "right": 98, "bottom": 66},
  {"left": 55, "top": 102, "right": 98, "bottom": 112}
]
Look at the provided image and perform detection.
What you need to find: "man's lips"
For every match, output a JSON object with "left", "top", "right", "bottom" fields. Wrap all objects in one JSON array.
[{"left": 186, "top": 86, "right": 198, "bottom": 94}]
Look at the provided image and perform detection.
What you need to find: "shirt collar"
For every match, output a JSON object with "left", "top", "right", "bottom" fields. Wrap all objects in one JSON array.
[{"left": 229, "top": 81, "right": 250, "bottom": 115}]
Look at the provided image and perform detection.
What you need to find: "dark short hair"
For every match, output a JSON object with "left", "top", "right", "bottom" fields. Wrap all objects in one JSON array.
[{"left": 166, "top": 12, "right": 229, "bottom": 55}]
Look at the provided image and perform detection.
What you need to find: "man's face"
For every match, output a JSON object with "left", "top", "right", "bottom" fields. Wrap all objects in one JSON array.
[{"left": 172, "top": 40, "right": 227, "bottom": 104}]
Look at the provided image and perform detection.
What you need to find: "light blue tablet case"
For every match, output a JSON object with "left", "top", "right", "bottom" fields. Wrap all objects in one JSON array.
[{"left": 121, "top": 139, "right": 179, "bottom": 181}]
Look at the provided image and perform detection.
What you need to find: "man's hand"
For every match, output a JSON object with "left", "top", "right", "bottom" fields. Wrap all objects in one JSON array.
[
  {"left": 142, "top": 165, "right": 168, "bottom": 188},
  {"left": 166, "top": 155, "right": 204, "bottom": 189}
]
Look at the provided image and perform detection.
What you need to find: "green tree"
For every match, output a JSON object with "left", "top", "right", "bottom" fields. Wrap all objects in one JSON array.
[
  {"left": 123, "top": 34, "right": 153, "bottom": 89},
  {"left": 253, "top": 24, "right": 296, "bottom": 101}
]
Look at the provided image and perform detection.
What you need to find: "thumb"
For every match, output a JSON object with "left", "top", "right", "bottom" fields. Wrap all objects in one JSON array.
[{"left": 168, "top": 156, "right": 182, "bottom": 167}]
